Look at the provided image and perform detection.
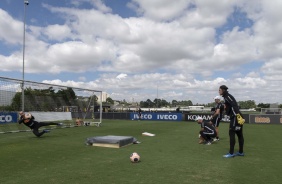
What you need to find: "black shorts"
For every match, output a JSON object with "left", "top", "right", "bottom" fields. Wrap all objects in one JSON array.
[{"left": 211, "top": 117, "right": 221, "bottom": 127}]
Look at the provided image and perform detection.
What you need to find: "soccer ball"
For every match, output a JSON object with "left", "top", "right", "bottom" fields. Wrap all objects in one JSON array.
[{"left": 130, "top": 152, "right": 140, "bottom": 163}]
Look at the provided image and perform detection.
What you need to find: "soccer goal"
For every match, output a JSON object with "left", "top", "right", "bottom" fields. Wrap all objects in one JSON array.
[{"left": 0, "top": 76, "right": 103, "bottom": 133}]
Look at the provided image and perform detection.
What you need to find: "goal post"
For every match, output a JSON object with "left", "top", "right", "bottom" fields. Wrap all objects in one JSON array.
[{"left": 0, "top": 76, "right": 103, "bottom": 133}]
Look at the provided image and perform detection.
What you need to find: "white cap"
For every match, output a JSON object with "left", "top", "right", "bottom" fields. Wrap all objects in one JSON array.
[
  {"left": 214, "top": 96, "right": 221, "bottom": 100},
  {"left": 195, "top": 116, "right": 203, "bottom": 121}
]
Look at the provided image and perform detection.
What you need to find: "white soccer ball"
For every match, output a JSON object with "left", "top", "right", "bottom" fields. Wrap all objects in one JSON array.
[{"left": 130, "top": 152, "right": 140, "bottom": 163}]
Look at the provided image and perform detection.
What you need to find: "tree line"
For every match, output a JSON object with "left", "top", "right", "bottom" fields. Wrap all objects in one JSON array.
[{"left": 1, "top": 86, "right": 280, "bottom": 112}]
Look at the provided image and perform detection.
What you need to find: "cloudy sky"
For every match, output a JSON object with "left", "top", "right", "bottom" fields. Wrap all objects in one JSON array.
[{"left": 1, "top": 0, "right": 282, "bottom": 104}]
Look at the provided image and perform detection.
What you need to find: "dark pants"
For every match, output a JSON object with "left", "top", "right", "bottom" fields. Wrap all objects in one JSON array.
[
  {"left": 32, "top": 122, "right": 58, "bottom": 137},
  {"left": 200, "top": 130, "right": 216, "bottom": 142},
  {"left": 229, "top": 116, "right": 244, "bottom": 154},
  {"left": 211, "top": 117, "right": 221, "bottom": 127}
]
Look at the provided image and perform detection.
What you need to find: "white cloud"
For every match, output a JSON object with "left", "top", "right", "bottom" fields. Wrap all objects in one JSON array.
[
  {"left": 116, "top": 73, "right": 127, "bottom": 80},
  {"left": 90, "top": 0, "right": 112, "bottom": 13},
  {"left": 42, "top": 24, "right": 72, "bottom": 41},
  {"left": 0, "top": 9, "right": 23, "bottom": 45},
  {"left": 261, "top": 58, "right": 282, "bottom": 76},
  {"left": 129, "top": 0, "right": 192, "bottom": 21}
]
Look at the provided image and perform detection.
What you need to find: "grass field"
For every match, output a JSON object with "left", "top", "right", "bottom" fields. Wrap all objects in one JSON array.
[{"left": 0, "top": 120, "right": 281, "bottom": 184}]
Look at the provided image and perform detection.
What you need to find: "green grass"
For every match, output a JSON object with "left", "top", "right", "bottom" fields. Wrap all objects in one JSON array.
[{"left": 0, "top": 120, "right": 281, "bottom": 184}]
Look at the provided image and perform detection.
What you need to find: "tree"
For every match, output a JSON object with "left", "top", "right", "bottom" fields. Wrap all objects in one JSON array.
[
  {"left": 177, "top": 100, "right": 193, "bottom": 106},
  {"left": 238, "top": 100, "right": 256, "bottom": 109},
  {"left": 106, "top": 97, "right": 114, "bottom": 104},
  {"left": 139, "top": 99, "right": 154, "bottom": 108},
  {"left": 153, "top": 98, "right": 161, "bottom": 108},
  {"left": 10, "top": 92, "right": 21, "bottom": 111},
  {"left": 146, "top": 99, "right": 154, "bottom": 108},
  {"left": 172, "top": 100, "right": 177, "bottom": 107},
  {"left": 257, "top": 103, "right": 270, "bottom": 108}
]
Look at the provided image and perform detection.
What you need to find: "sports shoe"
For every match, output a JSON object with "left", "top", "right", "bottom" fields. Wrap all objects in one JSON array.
[
  {"left": 205, "top": 142, "right": 211, "bottom": 145},
  {"left": 235, "top": 152, "right": 244, "bottom": 156},
  {"left": 223, "top": 153, "right": 235, "bottom": 158},
  {"left": 43, "top": 129, "right": 50, "bottom": 133}
]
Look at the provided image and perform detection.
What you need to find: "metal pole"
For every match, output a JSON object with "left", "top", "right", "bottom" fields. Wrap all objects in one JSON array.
[
  {"left": 156, "top": 84, "right": 158, "bottom": 108},
  {"left": 22, "top": 0, "right": 29, "bottom": 111}
]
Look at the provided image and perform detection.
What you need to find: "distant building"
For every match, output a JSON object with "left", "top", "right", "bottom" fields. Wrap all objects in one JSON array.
[
  {"left": 97, "top": 92, "right": 109, "bottom": 102},
  {"left": 77, "top": 92, "right": 109, "bottom": 103}
]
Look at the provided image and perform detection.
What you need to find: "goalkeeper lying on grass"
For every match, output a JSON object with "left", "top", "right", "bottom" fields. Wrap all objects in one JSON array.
[
  {"left": 219, "top": 85, "right": 245, "bottom": 158},
  {"left": 18, "top": 112, "right": 63, "bottom": 137}
]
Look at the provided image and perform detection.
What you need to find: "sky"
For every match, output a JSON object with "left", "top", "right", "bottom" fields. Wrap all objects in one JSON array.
[{"left": 1, "top": 0, "right": 282, "bottom": 104}]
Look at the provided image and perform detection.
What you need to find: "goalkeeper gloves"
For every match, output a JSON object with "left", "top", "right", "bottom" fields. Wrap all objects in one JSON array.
[{"left": 236, "top": 114, "right": 245, "bottom": 125}]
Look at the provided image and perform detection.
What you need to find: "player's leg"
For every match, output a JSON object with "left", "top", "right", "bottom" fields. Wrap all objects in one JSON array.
[
  {"left": 235, "top": 126, "right": 244, "bottom": 156},
  {"left": 198, "top": 131, "right": 205, "bottom": 144},
  {"left": 32, "top": 128, "right": 44, "bottom": 137},
  {"left": 210, "top": 132, "right": 217, "bottom": 141},
  {"left": 200, "top": 131, "right": 212, "bottom": 145},
  {"left": 229, "top": 117, "right": 237, "bottom": 154},
  {"left": 215, "top": 118, "right": 220, "bottom": 140},
  {"left": 215, "top": 127, "right": 219, "bottom": 139},
  {"left": 199, "top": 130, "right": 208, "bottom": 141},
  {"left": 223, "top": 117, "right": 236, "bottom": 158},
  {"left": 38, "top": 122, "right": 63, "bottom": 127},
  {"left": 32, "top": 124, "right": 48, "bottom": 137},
  {"left": 32, "top": 122, "right": 62, "bottom": 137},
  {"left": 211, "top": 118, "right": 219, "bottom": 141},
  {"left": 206, "top": 134, "right": 212, "bottom": 143}
]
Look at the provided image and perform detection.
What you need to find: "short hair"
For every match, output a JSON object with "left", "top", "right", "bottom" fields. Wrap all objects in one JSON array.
[{"left": 219, "top": 85, "right": 228, "bottom": 90}]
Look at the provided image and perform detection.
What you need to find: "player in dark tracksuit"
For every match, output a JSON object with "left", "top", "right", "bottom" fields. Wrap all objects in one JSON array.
[
  {"left": 18, "top": 112, "right": 63, "bottom": 137},
  {"left": 211, "top": 96, "right": 224, "bottom": 141},
  {"left": 196, "top": 117, "right": 217, "bottom": 145},
  {"left": 219, "top": 85, "right": 245, "bottom": 158},
  {"left": 138, "top": 108, "right": 142, "bottom": 120}
]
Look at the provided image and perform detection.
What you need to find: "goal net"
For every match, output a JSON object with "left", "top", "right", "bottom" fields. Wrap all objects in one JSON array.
[{"left": 0, "top": 76, "right": 102, "bottom": 133}]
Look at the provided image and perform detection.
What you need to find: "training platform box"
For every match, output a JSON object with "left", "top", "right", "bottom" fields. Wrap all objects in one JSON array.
[{"left": 86, "top": 135, "right": 135, "bottom": 148}]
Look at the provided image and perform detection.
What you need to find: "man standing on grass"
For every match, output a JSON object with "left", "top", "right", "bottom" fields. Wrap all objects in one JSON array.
[
  {"left": 138, "top": 108, "right": 142, "bottom": 121},
  {"left": 219, "top": 85, "right": 245, "bottom": 158},
  {"left": 18, "top": 112, "right": 63, "bottom": 137},
  {"left": 211, "top": 96, "right": 224, "bottom": 141},
  {"left": 195, "top": 116, "right": 217, "bottom": 145}
]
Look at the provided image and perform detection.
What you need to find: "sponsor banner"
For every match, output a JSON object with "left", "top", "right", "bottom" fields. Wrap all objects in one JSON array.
[
  {"left": 184, "top": 114, "right": 213, "bottom": 121},
  {"left": 249, "top": 114, "right": 282, "bottom": 124},
  {"left": 184, "top": 113, "right": 249, "bottom": 123},
  {"left": 0, "top": 112, "right": 18, "bottom": 123},
  {"left": 30, "top": 112, "right": 72, "bottom": 122},
  {"left": 130, "top": 113, "right": 182, "bottom": 121}
]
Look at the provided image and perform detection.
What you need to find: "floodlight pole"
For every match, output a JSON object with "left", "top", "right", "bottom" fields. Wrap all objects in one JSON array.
[
  {"left": 22, "top": 0, "right": 29, "bottom": 111},
  {"left": 156, "top": 84, "right": 158, "bottom": 108}
]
